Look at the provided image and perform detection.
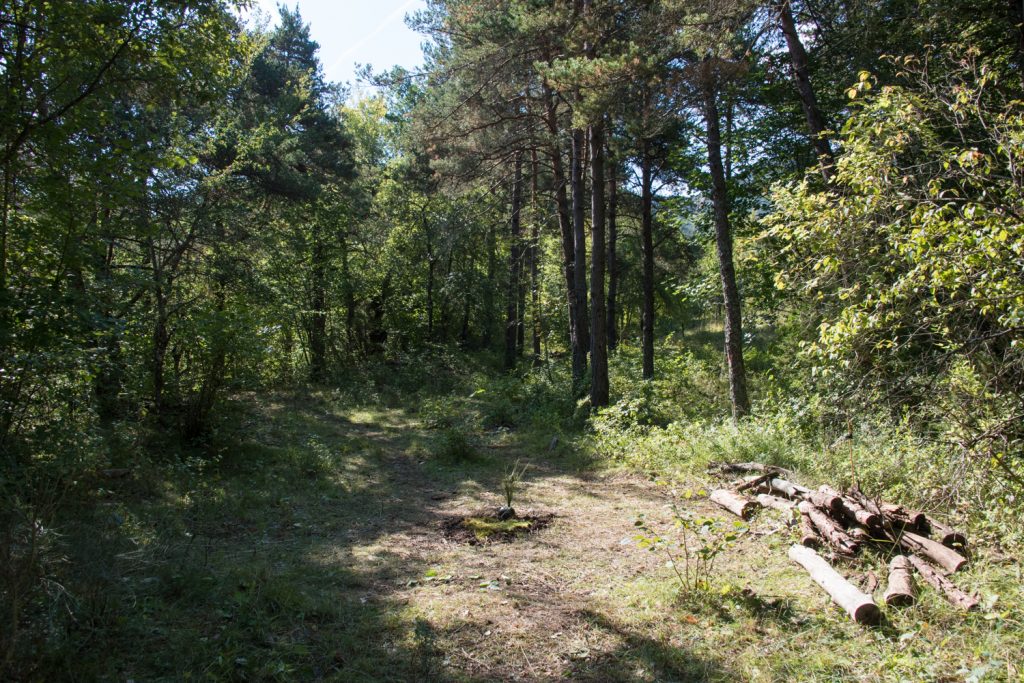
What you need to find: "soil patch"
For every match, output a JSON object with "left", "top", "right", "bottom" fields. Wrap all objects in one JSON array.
[{"left": 440, "top": 511, "right": 555, "bottom": 544}]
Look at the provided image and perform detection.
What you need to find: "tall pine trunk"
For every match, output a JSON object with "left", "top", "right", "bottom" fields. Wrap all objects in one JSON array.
[
  {"left": 571, "top": 127, "right": 589, "bottom": 386},
  {"left": 606, "top": 151, "right": 618, "bottom": 353},
  {"left": 777, "top": 0, "right": 834, "bottom": 180},
  {"left": 504, "top": 153, "right": 523, "bottom": 371},
  {"left": 544, "top": 85, "right": 583, "bottom": 381},
  {"left": 483, "top": 224, "right": 496, "bottom": 347},
  {"left": 588, "top": 122, "right": 609, "bottom": 407},
  {"left": 530, "top": 150, "right": 543, "bottom": 364},
  {"left": 640, "top": 148, "right": 655, "bottom": 380},
  {"left": 704, "top": 83, "right": 750, "bottom": 420}
]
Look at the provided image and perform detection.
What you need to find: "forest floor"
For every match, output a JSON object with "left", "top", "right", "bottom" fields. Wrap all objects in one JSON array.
[{"left": 61, "top": 386, "right": 1021, "bottom": 682}]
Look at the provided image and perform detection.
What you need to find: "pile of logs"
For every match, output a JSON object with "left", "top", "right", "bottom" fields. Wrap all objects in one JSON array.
[{"left": 707, "top": 462, "right": 979, "bottom": 624}]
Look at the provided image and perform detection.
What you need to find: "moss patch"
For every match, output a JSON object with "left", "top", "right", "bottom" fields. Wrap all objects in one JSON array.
[{"left": 441, "top": 513, "right": 553, "bottom": 544}]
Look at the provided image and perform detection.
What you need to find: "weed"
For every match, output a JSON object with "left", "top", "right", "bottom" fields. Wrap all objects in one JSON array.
[
  {"left": 500, "top": 459, "right": 528, "bottom": 513},
  {"left": 635, "top": 496, "right": 747, "bottom": 594},
  {"left": 435, "top": 427, "right": 477, "bottom": 463}
]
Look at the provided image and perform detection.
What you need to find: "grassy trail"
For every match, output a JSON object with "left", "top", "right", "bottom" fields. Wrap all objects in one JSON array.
[{"left": 61, "top": 389, "right": 1021, "bottom": 682}]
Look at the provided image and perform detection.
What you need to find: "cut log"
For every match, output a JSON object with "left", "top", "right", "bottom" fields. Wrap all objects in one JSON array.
[
  {"left": 809, "top": 486, "right": 844, "bottom": 513},
  {"left": 863, "top": 570, "right": 879, "bottom": 595},
  {"left": 847, "top": 487, "right": 882, "bottom": 517},
  {"left": 798, "top": 502, "right": 859, "bottom": 556},
  {"left": 788, "top": 544, "right": 881, "bottom": 624},
  {"left": 833, "top": 492, "right": 882, "bottom": 530},
  {"left": 925, "top": 516, "right": 967, "bottom": 548},
  {"left": 907, "top": 554, "right": 978, "bottom": 610},
  {"left": 757, "top": 493, "right": 797, "bottom": 512},
  {"left": 883, "top": 556, "right": 916, "bottom": 607},
  {"left": 709, "top": 462, "right": 787, "bottom": 475},
  {"left": 880, "top": 504, "right": 927, "bottom": 532},
  {"left": 799, "top": 510, "right": 821, "bottom": 548},
  {"left": 710, "top": 489, "right": 760, "bottom": 519},
  {"left": 736, "top": 473, "right": 773, "bottom": 493},
  {"left": 847, "top": 526, "right": 875, "bottom": 545},
  {"left": 897, "top": 530, "right": 967, "bottom": 573},
  {"left": 768, "top": 478, "right": 811, "bottom": 500}
]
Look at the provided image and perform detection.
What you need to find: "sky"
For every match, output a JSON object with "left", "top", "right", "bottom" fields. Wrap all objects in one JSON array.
[{"left": 243, "top": 0, "right": 429, "bottom": 97}]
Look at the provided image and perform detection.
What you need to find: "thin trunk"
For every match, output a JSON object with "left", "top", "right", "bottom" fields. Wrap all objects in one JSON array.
[
  {"left": 149, "top": 242, "right": 169, "bottom": 413},
  {"left": 483, "top": 224, "right": 497, "bottom": 347},
  {"left": 95, "top": 210, "right": 123, "bottom": 421},
  {"left": 309, "top": 233, "right": 328, "bottom": 382},
  {"left": 778, "top": 0, "right": 835, "bottom": 181},
  {"left": 725, "top": 94, "right": 734, "bottom": 182},
  {"left": 460, "top": 295, "right": 471, "bottom": 345},
  {"left": 585, "top": 121, "right": 606, "bottom": 405},
  {"left": 0, "top": 160, "right": 10, "bottom": 307},
  {"left": 606, "top": 151, "right": 619, "bottom": 353},
  {"left": 425, "top": 217, "right": 435, "bottom": 341},
  {"left": 704, "top": 83, "right": 751, "bottom": 420},
  {"left": 530, "top": 149, "right": 543, "bottom": 364},
  {"left": 589, "top": 122, "right": 608, "bottom": 407},
  {"left": 517, "top": 226, "right": 526, "bottom": 355},
  {"left": 504, "top": 153, "right": 524, "bottom": 371},
  {"left": 571, "top": 126, "right": 589, "bottom": 384},
  {"left": 544, "top": 85, "right": 582, "bottom": 382},
  {"left": 341, "top": 232, "right": 355, "bottom": 347},
  {"left": 640, "top": 149, "right": 655, "bottom": 380},
  {"left": 581, "top": 0, "right": 602, "bottom": 405}
]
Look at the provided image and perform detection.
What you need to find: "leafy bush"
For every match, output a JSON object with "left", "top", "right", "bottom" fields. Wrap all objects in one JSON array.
[{"left": 760, "top": 51, "right": 1024, "bottom": 488}]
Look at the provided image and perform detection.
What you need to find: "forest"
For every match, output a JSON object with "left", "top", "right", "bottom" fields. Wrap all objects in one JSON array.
[{"left": 1, "top": 0, "right": 1023, "bottom": 680}]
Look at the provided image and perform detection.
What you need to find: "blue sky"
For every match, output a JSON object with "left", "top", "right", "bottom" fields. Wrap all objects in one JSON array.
[{"left": 244, "top": 0, "right": 429, "bottom": 96}]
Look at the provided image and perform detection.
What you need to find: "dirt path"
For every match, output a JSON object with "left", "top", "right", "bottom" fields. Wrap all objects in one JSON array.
[{"left": 263, "top": 401, "right": 723, "bottom": 681}]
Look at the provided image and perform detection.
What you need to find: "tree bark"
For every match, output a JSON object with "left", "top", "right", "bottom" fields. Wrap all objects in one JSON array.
[
  {"left": 640, "top": 148, "right": 656, "bottom": 380},
  {"left": 483, "top": 225, "right": 496, "bottom": 347},
  {"left": 710, "top": 489, "right": 759, "bottom": 519},
  {"left": 798, "top": 501, "right": 858, "bottom": 556},
  {"left": 757, "top": 493, "right": 796, "bottom": 512},
  {"left": 606, "top": 150, "right": 618, "bottom": 353},
  {"left": 788, "top": 545, "right": 880, "bottom": 624},
  {"left": 571, "top": 126, "right": 589, "bottom": 385},
  {"left": 799, "top": 509, "right": 821, "bottom": 547},
  {"left": 768, "top": 477, "right": 811, "bottom": 499},
  {"left": 544, "top": 85, "right": 583, "bottom": 382},
  {"left": 504, "top": 153, "right": 524, "bottom": 371},
  {"left": 924, "top": 515, "right": 967, "bottom": 548},
  {"left": 530, "top": 149, "right": 543, "bottom": 364},
  {"left": 907, "top": 554, "right": 979, "bottom": 610},
  {"left": 883, "top": 556, "right": 916, "bottom": 606},
  {"left": 704, "top": 84, "right": 750, "bottom": 420},
  {"left": 588, "top": 121, "right": 609, "bottom": 407},
  {"left": 777, "top": 0, "right": 835, "bottom": 181},
  {"left": 896, "top": 530, "right": 968, "bottom": 573}
]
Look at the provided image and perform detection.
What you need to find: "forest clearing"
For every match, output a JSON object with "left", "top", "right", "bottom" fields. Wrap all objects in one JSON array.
[
  {"left": 10, "top": 356, "right": 1021, "bottom": 681},
  {"left": 2, "top": 0, "right": 1023, "bottom": 680}
]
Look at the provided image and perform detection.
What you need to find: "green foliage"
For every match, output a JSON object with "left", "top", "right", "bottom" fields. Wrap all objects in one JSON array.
[
  {"left": 635, "top": 500, "right": 747, "bottom": 594},
  {"left": 434, "top": 426, "right": 478, "bottom": 464},
  {"left": 761, "top": 49, "right": 1024, "bottom": 486},
  {"left": 500, "top": 458, "right": 528, "bottom": 509}
]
